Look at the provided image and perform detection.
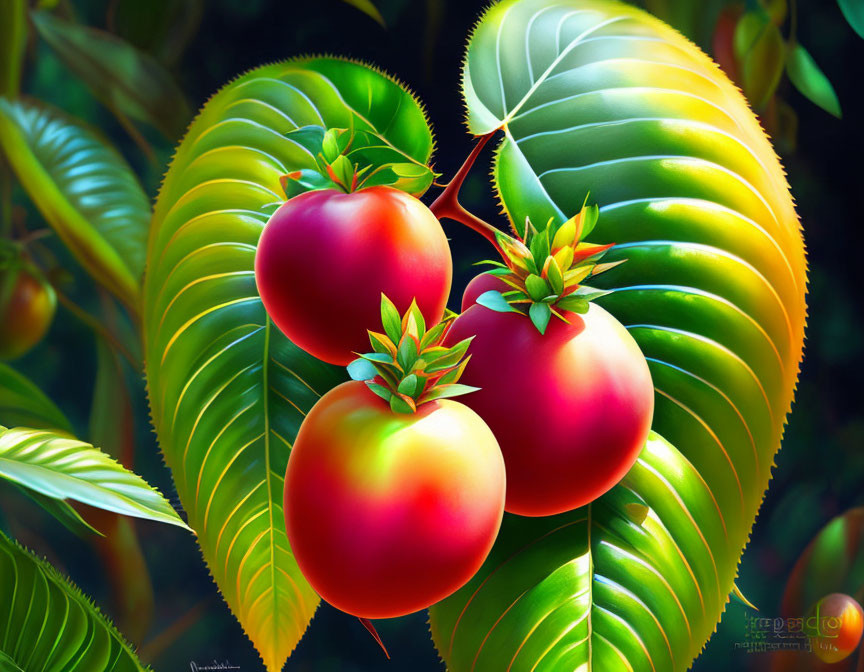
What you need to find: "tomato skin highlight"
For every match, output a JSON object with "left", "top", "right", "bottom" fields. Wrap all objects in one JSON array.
[
  {"left": 0, "top": 266, "right": 56, "bottom": 361},
  {"left": 284, "top": 381, "right": 505, "bottom": 619},
  {"left": 809, "top": 593, "right": 864, "bottom": 664},
  {"left": 255, "top": 186, "right": 452, "bottom": 366},
  {"left": 448, "top": 288, "right": 654, "bottom": 516}
]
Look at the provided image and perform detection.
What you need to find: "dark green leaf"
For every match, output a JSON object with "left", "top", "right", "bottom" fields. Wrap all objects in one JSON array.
[
  {"left": 347, "top": 358, "right": 378, "bottom": 381},
  {"left": 31, "top": 9, "right": 190, "bottom": 139},
  {"left": 838, "top": 0, "right": 864, "bottom": 39},
  {"left": 786, "top": 43, "right": 842, "bottom": 118},
  {"left": 0, "top": 531, "right": 149, "bottom": 671},
  {"left": 528, "top": 301, "right": 551, "bottom": 334},
  {"left": 0, "top": 362, "right": 73, "bottom": 433},
  {"left": 476, "top": 290, "right": 522, "bottom": 314},
  {"left": 12, "top": 483, "right": 103, "bottom": 537}
]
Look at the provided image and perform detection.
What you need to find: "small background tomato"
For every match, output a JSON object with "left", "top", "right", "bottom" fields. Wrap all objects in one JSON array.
[
  {"left": 447, "top": 295, "right": 654, "bottom": 517},
  {"left": 0, "top": 259, "right": 56, "bottom": 361},
  {"left": 255, "top": 186, "right": 452, "bottom": 366},
  {"left": 284, "top": 380, "right": 505, "bottom": 619},
  {"left": 809, "top": 593, "right": 864, "bottom": 664}
]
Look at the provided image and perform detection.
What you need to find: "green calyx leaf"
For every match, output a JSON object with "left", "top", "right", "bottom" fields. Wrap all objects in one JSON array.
[
  {"left": 348, "top": 294, "right": 478, "bottom": 413},
  {"left": 280, "top": 123, "right": 436, "bottom": 197},
  {"left": 478, "top": 200, "right": 620, "bottom": 332}
]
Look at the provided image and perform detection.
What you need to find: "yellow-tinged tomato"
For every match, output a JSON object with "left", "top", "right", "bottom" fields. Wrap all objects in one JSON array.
[
  {"left": 284, "top": 380, "right": 505, "bottom": 619},
  {"left": 0, "top": 263, "right": 56, "bottom": 360}
]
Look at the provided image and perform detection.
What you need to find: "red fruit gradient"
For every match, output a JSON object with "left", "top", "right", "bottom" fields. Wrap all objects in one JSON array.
[
  {"left": 284, "top": 381, "right": 505, "bottom": 619},
  {"left": 809, "top": 593, "right": 864, "bottom": 664},
  {"left": 255, "top": 186, "right": 452, "bottom": 365},
  {"left": 449, "top": 275, "right": 655, "bottom": 516}
]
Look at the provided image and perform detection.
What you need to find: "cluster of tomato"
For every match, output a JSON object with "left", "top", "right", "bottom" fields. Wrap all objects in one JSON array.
[{"left": 255, "top": 183, "right": 655, "bottom": 619}]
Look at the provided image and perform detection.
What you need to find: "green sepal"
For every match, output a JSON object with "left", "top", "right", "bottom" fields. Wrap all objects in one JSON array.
[
  {"left": 356, "top": 293, "right": 476, "bottom": 413},
  {"left": 280, "top": 169, "right": 336, "bottom": 198},
  {"left": 390, "top": 393, "right": 416, "bottom": 414},
  {"left": 419, "top": 384, "right": 481, "bottom": 404},
  {"left": 380, "top": 294, "right": 402, "bottom": 343},
  {"left": 397, "top": 373, "right": 423, "bottom": 399},
  {"left": 557, "top": 295, "right": 590, "bottom": 314},
  {"left": 396, "top": 335, "right": 419, "bottom": 371},
  {"left": 366, "top": 382, "right": 393, "bottom": 403},
  {"left": 347, "top": 358, "right": 377, "bottom": 381},
  {"left": 477, "top": 290, "right": 523, "bottom": 314},
  {"left": 529, "top": 302, "right": 552, "bottom": 334}
]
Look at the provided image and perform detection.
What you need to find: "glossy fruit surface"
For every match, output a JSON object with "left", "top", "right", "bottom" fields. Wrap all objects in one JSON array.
[
  {"left": 809, "top": 593, "right": 864, "bottom": 663},
  {"left": 284, "top": 380, "right": 505, "bottom": 618},
  {"left": 255, "top": 186, "right": 452, "bottom": 365},
  {"left": 448, "top": 289, "right": 654, "bottom": 516},
  {"left": 0, "top": 264, "right": 56, "bottom": 360}
]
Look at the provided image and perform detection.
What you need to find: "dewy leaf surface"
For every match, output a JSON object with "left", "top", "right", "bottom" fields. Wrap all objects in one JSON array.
[
  {"left": 143, "top": 57, "right": 433, "bottom": 671},
  {"left": 431, "top": 1, "right": 807, "bottom": 670}
]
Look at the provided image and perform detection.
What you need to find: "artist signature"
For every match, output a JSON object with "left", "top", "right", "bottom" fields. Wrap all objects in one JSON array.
[{"left": 189, "top": 661, "right": 240, "bottom": 671}]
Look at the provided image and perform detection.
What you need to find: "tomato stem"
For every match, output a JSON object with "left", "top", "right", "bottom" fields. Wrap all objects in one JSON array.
[
  {"left": 358, "top": 617, "right": 390, "bottom": 659},
  {"left": 429, "top": 131, "right": 504, "bottom": 257}
]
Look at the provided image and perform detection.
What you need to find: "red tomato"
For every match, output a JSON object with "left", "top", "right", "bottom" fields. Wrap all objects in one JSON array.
[
  {"left": 284, "top": 381, "right": 505, "bottom": 618},
  {"left": 255, "top": 187, "right": 452, "bottom": 365},
  {"left": 809, "top": 593, "right": 864, "bottom": 664},
  {"left": 448, "top": 282, "right": 654, "bottom": 516},
  {"left": 0, "top": 265, "right": 56, "bottom": 361}
]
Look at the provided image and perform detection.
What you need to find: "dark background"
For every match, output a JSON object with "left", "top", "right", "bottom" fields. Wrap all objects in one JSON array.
[{"left": 3, "top": 0, "right": 863, "bottom": 670}]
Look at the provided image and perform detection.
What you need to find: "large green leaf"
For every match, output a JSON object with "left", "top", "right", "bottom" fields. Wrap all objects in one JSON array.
[
  {"left": 0, "top": 530, "right": 148, "bottom": 671},
  {"left": 31, "top": 10, "right": 190, "bottom": 140},
  {"left": 0, "top": 98, "right": 150, "bottom": 311},
  {"left": 0, "top": 425, "right": 189, "bottom": 530},
  {"left": 143, "top": 57, "right": 433, "bottom": 671},
  {"left": 431, "top": 1, "right": 807, "bottom": 670}
]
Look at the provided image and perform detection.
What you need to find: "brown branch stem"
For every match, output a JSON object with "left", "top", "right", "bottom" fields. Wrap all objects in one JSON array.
[{"left": 429, "top": 131, "right": 504, "bottom": 256}]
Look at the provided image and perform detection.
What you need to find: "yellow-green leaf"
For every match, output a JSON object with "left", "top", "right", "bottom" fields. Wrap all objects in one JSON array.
[{"left": 143, "top": 57, "right": 432, "bottom": 671}]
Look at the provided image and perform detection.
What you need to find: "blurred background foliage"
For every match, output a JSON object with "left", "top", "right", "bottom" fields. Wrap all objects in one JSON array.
[{"left": 0, "top": 0, "right": 862, "bottom": 669}]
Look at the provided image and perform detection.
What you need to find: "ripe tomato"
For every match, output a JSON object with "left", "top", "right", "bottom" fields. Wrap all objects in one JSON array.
[
  {"left": 284, "top": 380, "right": 505, "bottom": 619},
  {"left": 0, "top": 264, "right": 56, "bottom": 360},
  {"left": 448, "top": 282, "right": 654, "bottom": 516},
  {"left": 255, "top": 186, "right": 452, "bottom": 366},
  {"left": 809, "top": 593, "right": 864, "bottom": 664}
]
